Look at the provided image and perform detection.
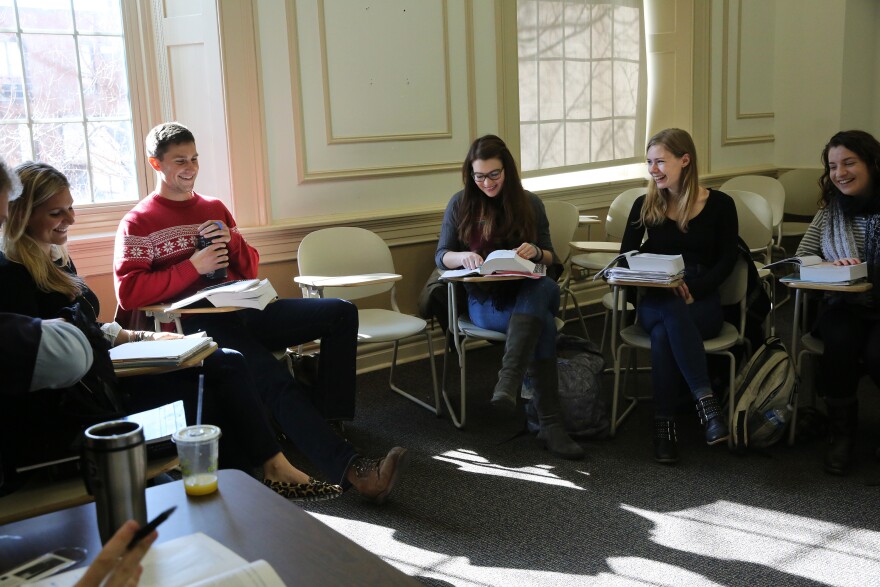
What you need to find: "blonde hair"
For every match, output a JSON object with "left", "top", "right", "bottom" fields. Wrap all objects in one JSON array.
[
  {"left": 3, "top": 162, "right": 81, "bottom": 299},
  {"left": 641, "top": 128, "right": 701, "bottom": 232}
]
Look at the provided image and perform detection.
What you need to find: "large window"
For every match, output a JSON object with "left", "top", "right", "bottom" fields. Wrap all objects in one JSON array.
[
  {"left": 0, "top": 0, "right": 137, "bottom": 204},
  {"left": 517, "top": 0, "right": 646, "bottom": 174}
]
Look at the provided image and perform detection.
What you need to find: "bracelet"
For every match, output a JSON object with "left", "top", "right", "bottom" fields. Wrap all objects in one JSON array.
[
  {"left": 131, "top": 330, "right": 145, "bottom": 343},
  {"left": 530, "top": 244, "right": 543, "bottom": 263}
]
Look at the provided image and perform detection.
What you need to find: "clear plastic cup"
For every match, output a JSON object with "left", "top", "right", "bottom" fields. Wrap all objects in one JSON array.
[{"left": 172, "top": 425, "right": 221, "bottom": 496}]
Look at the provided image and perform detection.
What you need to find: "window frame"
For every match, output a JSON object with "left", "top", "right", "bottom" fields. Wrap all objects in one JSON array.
[{"left": 500, "top": 0, "right": 648, "bottom": 182}]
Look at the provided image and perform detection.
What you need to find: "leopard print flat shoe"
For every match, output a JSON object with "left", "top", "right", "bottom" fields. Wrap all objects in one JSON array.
[{"left": 263, "top": 477, "right": 343, "bottom": 502}]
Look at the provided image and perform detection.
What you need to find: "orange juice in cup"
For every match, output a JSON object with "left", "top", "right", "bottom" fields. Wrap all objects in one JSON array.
[{"left": 172, "top": 425, "right": 221, "bottom": 497}]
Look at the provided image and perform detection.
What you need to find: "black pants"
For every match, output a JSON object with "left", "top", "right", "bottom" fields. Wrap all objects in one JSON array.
[{"left": 814, "top": 302, "right": 880, "bottom": 400}]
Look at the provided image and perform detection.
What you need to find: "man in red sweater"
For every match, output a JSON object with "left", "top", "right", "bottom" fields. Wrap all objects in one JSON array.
[{"left": 113, "top": 122, "right": 407, "bottom": 504}]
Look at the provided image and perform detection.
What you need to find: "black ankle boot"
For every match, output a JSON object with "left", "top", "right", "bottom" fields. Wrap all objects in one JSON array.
[
  {"left": 695, "top": 394, "right": 729, "bottom": 445},
  {"left": 824, "top": 399, "right": 858, "bottom": 476},
  {"left": 654, "top": 419, "right": 678, "bottom": 464}
]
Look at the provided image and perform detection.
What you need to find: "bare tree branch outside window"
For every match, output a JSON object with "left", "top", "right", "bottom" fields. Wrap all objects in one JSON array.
[
  {"left": 0, "top": 0, "right": 136, "bottom": 204},
  {"left": 518, "top": 0, "right": 645, "bottom": 174}
]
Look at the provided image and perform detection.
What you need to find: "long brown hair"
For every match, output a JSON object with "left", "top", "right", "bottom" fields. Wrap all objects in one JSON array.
[
  {"left": 641, "top": 128, "right": 701, "bottom": 232},
  {"left": 457, "top": 135, "right": 535, "bottom": 251},
  {"left": 3, "top": 162, "right": 82, "bottom": 299}
]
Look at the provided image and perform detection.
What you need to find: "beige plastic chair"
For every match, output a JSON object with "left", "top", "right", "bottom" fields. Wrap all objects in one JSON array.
[
  {"left": 778, "top": 168, "right": 823, "bottom": 242},
  {"left": 570, "top": 187, "right": 644, "bottom": 351},
  {"left": 609, "top": 257, "right": 749, "bottom": 443},
  {"left": 721, "top": 175, "right": 785, "bottom": 255},
  {"left": 544, "top": 200, "right": 588, "bottom": 337},
  {"left": 727, "top": 189, "right": 775, "bottom": 335},
  {"left": 441, "top": 281, "right": 565, "bottom": 429},
  {"left": 296, "top": 227, "right": 439, "bottom": 416}
]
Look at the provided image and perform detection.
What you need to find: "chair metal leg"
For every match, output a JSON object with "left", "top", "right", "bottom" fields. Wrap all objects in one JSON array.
[
  {"left": 388, "top": 334, "right": 440, "bottom": 416},
  {"left": 611, "top": 343, "right": 640, "bottom": 435},
  {"left": 440, "top": 332, "right": 467, "bottom": 429}
]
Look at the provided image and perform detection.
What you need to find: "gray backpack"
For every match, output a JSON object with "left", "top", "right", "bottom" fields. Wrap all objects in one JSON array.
[
  {"left": 730, "top": 336, "right": 796, "bottom": 449},
  {"left": 524, "top": 334, "right": 609, "bottom": 438}
]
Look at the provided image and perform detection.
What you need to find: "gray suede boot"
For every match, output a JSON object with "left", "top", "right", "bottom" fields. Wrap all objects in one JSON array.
[
  {"left": 490, "top": 314, "right": 542, "bottom": 413},
  {"left": 532, "top": 358, "right": 586, "bottom": 460}
]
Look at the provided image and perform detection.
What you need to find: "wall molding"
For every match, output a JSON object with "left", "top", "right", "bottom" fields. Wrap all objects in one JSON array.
[
  {"left": 720, "top": 0, "right": 774, "bottom": 146},
  {"left": 287, "top": 0, "right": 476, "bottom": 182}
]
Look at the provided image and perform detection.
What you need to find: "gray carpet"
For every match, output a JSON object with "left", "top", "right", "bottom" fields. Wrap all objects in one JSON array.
[{"left": 295, "top": 294, "right": 880, "bottom": 587}]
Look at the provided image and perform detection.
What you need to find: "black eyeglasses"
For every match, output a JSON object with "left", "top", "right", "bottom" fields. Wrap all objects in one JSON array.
[{"left": 472, "top": 168, "right": 503, "bottom": 182}]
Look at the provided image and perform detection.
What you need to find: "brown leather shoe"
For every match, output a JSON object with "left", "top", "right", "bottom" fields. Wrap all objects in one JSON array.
[{"left": 348, "top": 446, "right": 408, "bottom": 504}]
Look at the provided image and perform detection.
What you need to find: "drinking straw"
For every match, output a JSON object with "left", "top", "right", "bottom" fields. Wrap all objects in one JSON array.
[{"left": 196, "top": 373, "right": 205, "bottom": 426}]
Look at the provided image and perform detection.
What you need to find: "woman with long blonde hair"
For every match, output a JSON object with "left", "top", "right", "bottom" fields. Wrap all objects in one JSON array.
[{"left": 619, "top": 128, "right": 739, "bottom": 463}]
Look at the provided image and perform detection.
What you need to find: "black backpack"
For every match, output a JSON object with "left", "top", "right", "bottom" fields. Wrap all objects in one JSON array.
[{"left": 524, "top": 334, "right": 609, "bottom": 438}]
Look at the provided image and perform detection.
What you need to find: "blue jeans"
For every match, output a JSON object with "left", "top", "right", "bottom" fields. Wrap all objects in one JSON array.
[
  {"left": 637, "top": 290, "right": 722, "bottom": 419},
  {"left": 467, "top": 277, "right": 559, "bottom": 360},
  {"left": 182, "top": 298, "right": 360, "bottom": 486}
]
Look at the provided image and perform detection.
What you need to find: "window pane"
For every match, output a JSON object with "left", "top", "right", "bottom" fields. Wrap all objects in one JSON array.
[
  {"left": 18, "top": 0, "right": 73, "bottom": 32},
  {"left": 539, "top": 121, "right": 564, "bottom": 168},
  {"left": 88, "top": 121, "right": 136, "bottom": 202},
  {"left": 537, "top": 1, "right": 564, "bottom": 59},
  {"left": 591, "top": 119, "right": 614, "bottom": 163},
  {"left": 0, "top": 0, "right": 16, "bottom": 30},
  {"left": 517, "top": 0, "right": 645, "bottom": 173},
  {"left": 32, "top": 121, "right": 91, "bottom": 203},
  {"left": 22, "top": 34, "right": 82, "bottom": 120},
  {"left": 73, "top": 0, "right": 123, "bottom": 35},
  {"left": 0, "top": 122, "right": 32, "bottom": 164},
  {"left": 538, "top": 59, "right": 563, "bottom": 120},
  {"left": 80, "top": 35, "right": 130, "bottom": 118},
  {"left": 520, "top": 122, "right": 539, "bottom": 171},
  {"left": 0, "top": 33, "right": 26, "bottom": 118}
]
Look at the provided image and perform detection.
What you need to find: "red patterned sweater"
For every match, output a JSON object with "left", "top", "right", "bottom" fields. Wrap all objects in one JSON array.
[{"left": 114, "top": 192, "right": 259, "bottom": 310}]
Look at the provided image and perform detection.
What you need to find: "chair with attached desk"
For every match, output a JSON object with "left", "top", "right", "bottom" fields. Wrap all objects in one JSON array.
[
  {"left": 296, "top": 227, "right": 439, "bottom": 416},
  {"left": 608, "top": 257, "right": 749, "bottom": 440},
  {"left": 440, "top": 275, "right": 565, "bottom": 429},
  {"left": 778, "top": 168, "right": 823, "bottom": 246},
  {"left": 570, "top": 187, "right": 644, "bottom": 352},
  {"left": 727, "top": 188, "right": 775, "bottom": 336},
  {"left": 543, "top": 200, "right": 588, "bottom": 336},
  {"left": 783, "top": 278, "right": 873, "bottom": 445}
]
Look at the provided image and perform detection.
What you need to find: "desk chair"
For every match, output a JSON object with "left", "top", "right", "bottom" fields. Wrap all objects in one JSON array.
[
  {"left": 570, "top": 187, "right": 643, "bottom": 351},
  {"left": 609, "top": 257, "right": 749, "bottom": 442},
  {"left": 784, "top": 279, "right": 872, "bottom": 446},
  {"left": 441, "top": 277, "right": 565, "bottom": 429},
  {"left": 296, "top": 227, "right": 439, "bottom": 416},
  {"left": 727, "top": 189, "right": 775, "bottom": 336},
  {"left": 544, "top": 200, "right": 588, "bottom": 336},
  {"left": 778, "top": 168, "right": 822, "bottom": 244},
  {"left": 721, "top": 176, "right": 785, "bottom": 256}
]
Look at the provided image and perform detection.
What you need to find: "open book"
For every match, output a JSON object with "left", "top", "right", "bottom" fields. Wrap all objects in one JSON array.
[
  {"left": 441, "top": 249, "right": 547, "bottom": 279},
  {"left": 166, "top": 279, "right": 278, "bottom": 311},
  {"left": 762, "top": 255, "right": 822, "bottom": 270},
  {"left": 33, "top": 533, "right": 284, "bottom": 587},
  {"left": 109, "top": 336, "right": 215, "bottom": 367},
  {"left": 592, "top": 250, "right": 685, "bottom": 284}
]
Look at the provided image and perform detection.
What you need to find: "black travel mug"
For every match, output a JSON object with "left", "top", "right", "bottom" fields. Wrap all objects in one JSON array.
[{"left": 197, "top": 235, "right": 228, "bottom": 280}]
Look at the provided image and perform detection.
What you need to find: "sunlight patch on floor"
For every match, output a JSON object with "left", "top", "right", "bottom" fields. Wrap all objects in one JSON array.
[
  {"left": 622, "top": 500, "right": 880, "bottom": 587},
  {"left": 433, "top": 449, "right": 585, "bottom": 490},
  {"left": 310, "top": 513, "right": 724, "bottom": 586}
]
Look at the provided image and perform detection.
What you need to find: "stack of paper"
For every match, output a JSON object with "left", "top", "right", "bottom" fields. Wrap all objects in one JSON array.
[
  {"left": 593, "top": 250, "right": 685, "bottom": 284},
  {"left": 110, "top": 337, "right": 214, "bottom": 367}
]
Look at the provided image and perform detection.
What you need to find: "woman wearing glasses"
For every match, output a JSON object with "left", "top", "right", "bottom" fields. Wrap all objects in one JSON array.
[{"left": 435, "top": 134, "right": 583, "bottom": 459}]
